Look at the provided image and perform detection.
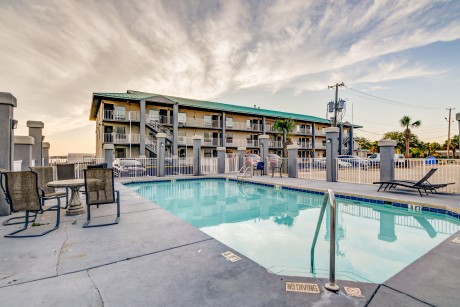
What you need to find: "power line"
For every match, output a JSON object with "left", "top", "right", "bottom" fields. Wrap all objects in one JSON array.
[{"left": 343, "top": 87, "right": 445, "bottom": 110}]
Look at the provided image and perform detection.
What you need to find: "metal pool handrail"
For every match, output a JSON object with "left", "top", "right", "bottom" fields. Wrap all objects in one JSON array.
[{"left": 310, "top": 189, "right": 339, "bottom": 292}]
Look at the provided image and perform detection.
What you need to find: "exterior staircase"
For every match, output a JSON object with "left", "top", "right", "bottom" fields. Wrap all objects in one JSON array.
[
  {"left": 145, "top": 137, "right": 171, "bottom": 158},
  {"left": 145, "top": 115, "right": 174, "bottom": 143}
]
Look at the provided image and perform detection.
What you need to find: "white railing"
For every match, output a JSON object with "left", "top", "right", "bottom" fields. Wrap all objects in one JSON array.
[
  {"left": 395, "top": 158, "right": 460, "bottom": 193},
  {"left": 228, "top": 121, "right": 262, "bottom": 131},
  {"left": 269, "top": 140, "right": 283, "bottom": 148},
  {"left": 103, "top": 110, "right": 140, "bottom": 121},
  {"left": 294, "top": 127, "right": 312, "bottom": 135},
  {"left": 297, "top": 158, "right": 327, "bottom": 181},
  {"left": 185, "top": 117, "right": 221, "bottom": 128},
  {"left": 13, "top": 160, "right": 22, "bottom": 171},
  {"left": 265, "top": 124, "right": 276, "bottom": 132},
  {"left": 336, "top": 158, "right": 379, "bottom": 185},
  {"left": 104, "top": 133, "right": 141, "bottom": 144},
  {"left": 165, "top": 157, "right": 194, "bottom": 175},
  {"left": 49, "top": 158, "right": 105, "bottom": 179},
  {"left": 315, "top": 129, "right": 326, "bottom": 136},
  {"left": 247, "top": 140, "right": 259, "bottom": 147},
  {"left": 201, "top": 157, "right": 219, "bottom": 174},
  {"left": 297, "top": 142, "right": 312, "bottom": 149},
  {"left": 225, "top": 155, "right": 239, "bottom": 173},
  {"left": 202, "top": 137, "right": 221, "bottom": 146}
]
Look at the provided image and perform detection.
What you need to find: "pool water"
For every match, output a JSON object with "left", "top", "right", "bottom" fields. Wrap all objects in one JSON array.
[{"left": 127, "top": 179, "right": 460, "bottom": 283}]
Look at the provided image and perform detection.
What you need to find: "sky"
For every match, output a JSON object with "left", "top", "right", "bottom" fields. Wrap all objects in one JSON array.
[{"left": 1, "top": 0, "right": 460, "bottom": 156}]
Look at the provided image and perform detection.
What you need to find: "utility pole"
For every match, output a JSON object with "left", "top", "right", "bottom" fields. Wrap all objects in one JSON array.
[
  {"left": 446, "top": 107, "right": 455, "bottom": 158},
  {"left": 328, "top": 82, "right": 345, "bottom": 126}
]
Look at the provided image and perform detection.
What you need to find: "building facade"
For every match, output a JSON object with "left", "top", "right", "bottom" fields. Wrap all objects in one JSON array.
[{"left": 89, "top": 90, "right": 358, "bottom": 158}]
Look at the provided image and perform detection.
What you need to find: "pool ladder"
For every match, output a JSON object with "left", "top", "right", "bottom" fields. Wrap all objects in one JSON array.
[
  {"left": 310, "top": 189, "right": 340, "bottom": 292},
  {"left": 236, "top": 166, "right": 252, "bottom": 182}
]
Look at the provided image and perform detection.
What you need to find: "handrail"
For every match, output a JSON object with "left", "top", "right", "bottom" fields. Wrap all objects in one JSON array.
[{"left": 310, "top": 189, "right": 339, "bottom": 292}]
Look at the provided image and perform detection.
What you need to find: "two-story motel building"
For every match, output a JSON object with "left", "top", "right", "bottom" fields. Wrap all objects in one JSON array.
[{"left": 89, "top": 90, "right": 358, "bottom": 158}]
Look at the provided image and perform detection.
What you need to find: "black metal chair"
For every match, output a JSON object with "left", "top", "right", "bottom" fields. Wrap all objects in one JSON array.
[
  {"left": 3, "top": 171, "right": 60, "bottom": 238},
  {"left": 31, "top": 166, "right": 68, "bottom": 209},
  {"left": 83, "top": 168, "right": 120, "bottom": 228},
  {"left": 271, "top": 161, "right": 283, "bottom": 178},
  {"left": 255, "top": 162, "right": 265, "bottom": 175}
]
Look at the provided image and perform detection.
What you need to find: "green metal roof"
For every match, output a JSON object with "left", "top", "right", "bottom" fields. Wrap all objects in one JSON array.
[
  {"left": 91, "top": 90, "right": 332, "bottom": 124},
  {"left": 90, "top": 90, "right": 344, "bottom": 124}
]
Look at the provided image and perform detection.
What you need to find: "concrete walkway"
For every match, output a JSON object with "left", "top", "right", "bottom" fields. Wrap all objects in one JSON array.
[{"left": 0, "top": 176, "right": 459, "bottom": 306}]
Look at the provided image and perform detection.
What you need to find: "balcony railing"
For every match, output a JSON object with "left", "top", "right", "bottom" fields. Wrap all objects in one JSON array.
[
  {"left": 184, "top": 118, "right": 221, "bottom": 128},
  {"left": 226, "top": 121, "right": 262, "bottom": 131},
  {"left": 293, "top": 127, "right": 312, "bottom": 135},
  {"left": 104, "top": 133, "right": 140, "bottom": 144},
  {"left": 315, "top": 129, "right": 326, "bottom": 136},
  {"left": 315, "top": 143, "right": 326, "bottom": 149},
  {"left": 148, "top": 115, "right": 171, "bottom": 125},
  {"left": 103, "top": 110, "right": 140, "bottom": 121},
  {"left": 269, "top": 140, "right": 283, "bottom": 148},
  {"left": 298, "top": 142, "right": 312, "bottom": 149}
]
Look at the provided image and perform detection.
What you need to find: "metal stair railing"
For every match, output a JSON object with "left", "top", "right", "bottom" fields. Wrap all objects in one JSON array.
[
  {"left": 310, "top": 189, "right": 340, "bottom": 292},
  {"left": 145, "top": 115, "right": 173, "bottom": 142}
]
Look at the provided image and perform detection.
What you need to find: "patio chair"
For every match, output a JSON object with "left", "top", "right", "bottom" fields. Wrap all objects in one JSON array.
[
  {"left": 83, "top": 168, "right": 120, "bottom": 228},
  {"left": 373, "top": 168, "right": 454, "bottom": 196},
  {"left": 271, "top": 161, "right": 283, "bottom": 178},
  {"left": 2, "top": 171, "right": 60, "bottom": 238},
  {"left": 56, "top": 163, "right": 75, "bottom": 180},
  {"left": 255, "top": 162, "right": 265, "bottom": 176},
  {"left": 31, "top": 166, "right": 68, "bottom": 209}
]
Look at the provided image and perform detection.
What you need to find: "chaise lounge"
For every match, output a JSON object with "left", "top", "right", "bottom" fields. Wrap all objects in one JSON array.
[{"left": 373, "top": 168, "right": 455, "bottom": 196}]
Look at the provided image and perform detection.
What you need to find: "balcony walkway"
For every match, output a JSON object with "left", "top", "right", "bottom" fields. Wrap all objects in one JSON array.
[{"left": 0, "top": 176, "right": 458, "bottom": 306}]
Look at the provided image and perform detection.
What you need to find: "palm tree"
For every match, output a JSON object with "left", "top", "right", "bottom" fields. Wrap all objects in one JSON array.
[
  {"left": 273, "top": 118, "right": 295, "bottom": 157},
  {"left": 400, "top": 116, "right": 421, "bottom": 158}
]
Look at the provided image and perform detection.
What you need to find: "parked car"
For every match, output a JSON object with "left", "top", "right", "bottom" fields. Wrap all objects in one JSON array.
[
  {"left": 425, "top": 156, "right": 439, "bottom": 165},
  {"left": 368, "top": 153, "right": 406, "bottom": 167},
  {"left": 338, "top": 155, "right": 369, "bottom": 169},
  {"left": 113, "top": 159, "right": 147, "bottom": 177},
  {"left": 244, "top": 154, "right": 261, "bottom": 167},
  {"left": 310, "top": 158, "right": 351, "bottom": 169}
]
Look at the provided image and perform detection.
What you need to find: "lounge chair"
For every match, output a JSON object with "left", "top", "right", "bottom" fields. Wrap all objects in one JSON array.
[
  {"left": 83, "top": 168, "right": 120, "bottom": 228},
  {"left": 373, "top": 168, "right": 455, "bottom": 196},
  {"left": 31, "top": 166, "right": 68, "bottom": 209},
  {"left": 270, "top": 161, "right": 283, "bottom": 178},
  {"left": 2, "top": 171, "right": 60, "bottom": 238}
]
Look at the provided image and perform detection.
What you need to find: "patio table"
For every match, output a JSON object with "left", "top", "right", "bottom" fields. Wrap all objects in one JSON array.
[{"left": 48, "top": 179, "right": 86, "bottom": 216}]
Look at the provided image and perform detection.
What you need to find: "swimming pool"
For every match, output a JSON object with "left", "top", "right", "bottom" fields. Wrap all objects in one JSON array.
[{"left": 127, "top": 179, "right": 460, "bottom": 283}]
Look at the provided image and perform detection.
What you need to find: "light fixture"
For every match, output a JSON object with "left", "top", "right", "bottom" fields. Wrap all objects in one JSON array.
[{"left": 11, "top": 119, "right": 18, "bottom": 129}]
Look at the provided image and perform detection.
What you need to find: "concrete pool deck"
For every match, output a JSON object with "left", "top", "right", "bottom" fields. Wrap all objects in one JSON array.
[{"left": 0, "top": 175, "right": 459, "bottom": 306}]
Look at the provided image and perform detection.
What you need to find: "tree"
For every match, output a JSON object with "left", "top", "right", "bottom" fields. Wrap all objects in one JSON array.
[
  {"left": 399, "top": 116, "right": 421, "bottom": 158},
  {"left": 273, "top": 118, "right": 295, "bottom": 157},
  {"left": 383, "top": 131, "right": 406, "bottom": 153},
  {"left": 443, "top": 135, "right": 459, "bottom": 158}
]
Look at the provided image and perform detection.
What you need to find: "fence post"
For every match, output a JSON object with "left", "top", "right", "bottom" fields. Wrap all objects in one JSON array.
[
  {"left": 237, "top": 147, "right": 246, "bottom": 170},
  {"left": 325, "top": 127, "right": 339, "bottom": 182},
  {"left": 157, "top": 133, "right": 166, "bottom": 177},
  {"left": 103, "top": 144, "right": 114, "bottom": 168},
  {"left": 378, "top": 140, "right": 396, "bottom": 182},
  {"left": 288, "top": 145, "right": 299, "bottom": 178},
  {"left": 27, "top": 121, "right": 44, "bottom": 166},
  {"left": 14, "top": 136, "right": 34, "bottom": 171},
  {"left": 259, "top": 135, "right": 269, "bottom": 175},
  {"left": 193, "top": 135, "right": 203, "bottom": 176},
  {"left": 457, "top": 113, "right": 460, "bottom": 158},
  {"left": 42, "top": 142, "right": 50, "bottom": 166},
  {"left": 217, "top": 147, "right": 226, "bottom": 174}
]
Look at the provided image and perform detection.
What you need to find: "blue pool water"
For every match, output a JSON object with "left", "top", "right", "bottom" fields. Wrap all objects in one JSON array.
[{"left": 127, "top": 179, "right": 460, "bottom": 283}]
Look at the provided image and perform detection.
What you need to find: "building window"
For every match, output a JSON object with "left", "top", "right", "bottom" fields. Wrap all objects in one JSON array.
[
  {"left": 114, "top": 106, "right": 125, "bottom": 120},
  {"left": 178, "top": 112, "right": 186, "bottom": 124},
  {"left": 149, "top": 109, "right": 159, "bottom": 121},
  {"left": 204, "top": 115, "right": 212, "bottom": 127},
  {"left": 226, "top": 117, "right": 233, "bottom": 128}
]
